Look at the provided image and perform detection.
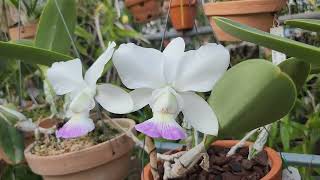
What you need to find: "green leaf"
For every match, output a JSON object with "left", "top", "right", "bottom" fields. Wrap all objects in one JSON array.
[
  {"left": 35, "top": 0, "right": 76, "bottom": 54},
  {"left": 75, "top": 25, "right": 94, "bottom": 42},
  {"left": 11, "top": 39, "right": 34, "bottom": 46},
  {"left": 278, "top": 58, "right": 310, "bottom": 92},
  {"left": 0, "top": 41, "right": 72, "bottom": 66},
  {"left": 310, "top": 65, "right": 320, "bottom": 74},
  {"left": 0, "top": 118, "right": 24, "bottom": 164},
  {"left": 267, "top": 122, "right": 279, "bottom": 148},
  {"left": 2, "top": 164, "right": 41, "bottom": 180},
  {"left": 285, "top": 19, "right": 320, "bottom": 32},
  {"left": 209, "top": 60, "right": 296, "bottom": 137},
  {"left": 280, "top": 119, "right": 291, "bottom": 151},
  {"left": 0, "top": 105, "right": 27, "bottom": 125},
  {"left": 213, "top": 17, "right": 320, "bottom": 70},
  {"left": 306, "top": 113, "right": 320, "bottom": 129}
]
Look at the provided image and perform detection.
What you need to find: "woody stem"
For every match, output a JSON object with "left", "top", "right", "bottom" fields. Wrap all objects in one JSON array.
[{"left": 146, "top": 136, "right": 159, "bottom": 180}]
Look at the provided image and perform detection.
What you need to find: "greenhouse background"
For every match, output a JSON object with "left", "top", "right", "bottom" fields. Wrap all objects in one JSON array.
[{"left": 0, "top": 0, "right": 320, "bottom": 179}]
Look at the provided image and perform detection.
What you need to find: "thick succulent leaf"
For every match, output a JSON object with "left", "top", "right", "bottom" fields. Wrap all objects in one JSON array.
[
  {"left": 213, "top": 17, "right": 320, "bottom": 70},
  {"left": 0, "top": 41, "right": 72, "bottom": 65},
  {"left": 285, "top": 19, "right": 320, "bottom": 32},
  {"left": 35, "top": 0, "right": 76, "bottom": 54},
  {"left": 0, "top": 118, "right": 24, "bottom": 164},
  {"left": 209, "top": 60, "right": 296, "bottom": 137},
  {"left": 278, "top": 58, "right": 310, "bottom": 92}
]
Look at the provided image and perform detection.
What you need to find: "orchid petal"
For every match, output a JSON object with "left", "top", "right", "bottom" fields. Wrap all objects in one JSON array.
[
  {"left": 163, "top": 37, "right": 185, "bottom": 83},
  {"left": 69, "top": 89, "right": 95, "bottom": 113},
  {"left": 180, "top": 92, "right": 219, "bottom": 136},
  {"left": 47, "top": 59, "right": 85, "bottom": 95},
  {"left": 174, "top": 44, "right": 230, "bottom": 92},
  {"left": 84, "top": 42, "right": 116, "bottom": 87},
  {"left": 56, "top": 112, "right": 94, "bottom": 139},
  {"left": 150, "top": 87, "right": 184, "bottom": 113},
  {"left": 95, "top": 83, "right": 133, "bottom": 114},
  {"left": 113, "top": 43, "right": 166, "bottom": 89},
  {"left": 135, "top": 117, "right": 187, "bottom": 140},
  {"left": 129, "top": 88, "right": 153, "bottom": 112}
]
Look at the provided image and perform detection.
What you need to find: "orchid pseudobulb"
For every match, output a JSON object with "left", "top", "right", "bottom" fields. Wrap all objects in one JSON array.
[
  {"left": 113, "top": 37, "right": 230, "bottom": 140},
  {"left": 47, "top": 42, "right": 133, "bottom": 138}
]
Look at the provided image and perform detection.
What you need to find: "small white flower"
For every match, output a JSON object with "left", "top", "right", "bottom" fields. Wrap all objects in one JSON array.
[
  {"left": 113, "top": 37, "right": 230, "bottom": 140},
  {"left": 47, "top": 42, "right": 133, "bottom": 138}
]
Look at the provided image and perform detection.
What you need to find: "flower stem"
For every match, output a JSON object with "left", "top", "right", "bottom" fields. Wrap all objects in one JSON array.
[{"left": 145, "top": 136, "right": 159, "bottom": 180}]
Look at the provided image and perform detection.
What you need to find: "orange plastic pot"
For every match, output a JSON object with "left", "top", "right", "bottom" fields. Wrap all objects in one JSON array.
[
  {"left": 169, "top": 0, "right": 196, "bottom": 31},
  {"left": 204, "top": 0, "right": 287, "bottom": 41},
  {"left": 125, "top": 0, "right": 162, "bottom": 23},
  {"left": 142, "top": 140, "right": 282, "bottom": 180},
  {"left": 9, "top": 23, "right": 37, "bottom": 40}
]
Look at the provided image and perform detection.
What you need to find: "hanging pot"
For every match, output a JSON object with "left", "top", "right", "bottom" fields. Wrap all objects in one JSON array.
[
  {"left": 170, "top": 0, "right": 197, "bottom": 31},
  {"left": 142, "top": 140, "right": 282, "bottom": 180},
  {"left": 25, "top": 118, "right": 136, "bottom": 180},
  {"left": 204, "top": 0, "right": 287, "bottom": 41},
  {"left": 125, "top": 0, "right": 162, "bottom": 23},
  {"left": 8, "top": 23, "right": 38, "bottom": 40}
]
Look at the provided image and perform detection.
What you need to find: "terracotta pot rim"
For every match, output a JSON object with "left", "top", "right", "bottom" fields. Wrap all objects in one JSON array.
[
  {"left": 125, "top": 0, "right": 153, "bottom": 8},
  {"left": 204, "top": 0, "right": 287, "bottom": 16},
  {"left": 24, "top": 118, "right": 135, "bottom": 159},
  {"left": 170, "top": 0, "right": 197, "bottom": 8},
  {"left": 141, "top": 140, "right": 282, "bottom": 180}
]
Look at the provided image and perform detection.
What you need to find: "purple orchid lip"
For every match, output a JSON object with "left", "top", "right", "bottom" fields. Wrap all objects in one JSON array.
[
  {"left": 56, "top": 126, "right": 90, "bottom": 139},
  {"left": 56, "top": 116, "right": 95, "bottom": 139},
  {"left": 135, "top": 118, "right": 187, "bottom": 140}
]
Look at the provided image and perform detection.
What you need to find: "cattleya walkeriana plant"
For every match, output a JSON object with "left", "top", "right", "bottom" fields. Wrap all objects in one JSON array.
[
  {"left": 113, "top": 37, "right": 230, "bottom": 140},
  {"left": 47, "top": 42, "right": 133, "bottom": 138},
  {"left": 112, "top": 35, "right": 302, "bottom": 179}
]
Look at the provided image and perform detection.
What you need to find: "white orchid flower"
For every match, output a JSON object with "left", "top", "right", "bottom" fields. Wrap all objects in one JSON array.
[
  {"left": 47, "top": 42, "right": 133, "bottom": 138},
  {"left": 113, "top": 37, "right": 230, "bottom": 140}
]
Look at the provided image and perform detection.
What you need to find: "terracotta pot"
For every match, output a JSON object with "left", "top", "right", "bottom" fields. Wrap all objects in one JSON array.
[
  {"left": 25, "top": 118, "right": 136, "bottom": 180},
  {"left": 204, "top": 0, "right": 287, "bottom": 41},
  {"left": 125, "top": 0, "right": 162, "bottom": 23},
  {"left": 0, "top": 118, "right": 57, "bottom": 164},
  {"left": 9, "top": 23, "right": 37, "bottom": 40},
  {"left": 142, "top": 140, "right": 282, "bottom": 180},
  {"left": 170, "top": 0, "right": 197, "bottom": 31}
]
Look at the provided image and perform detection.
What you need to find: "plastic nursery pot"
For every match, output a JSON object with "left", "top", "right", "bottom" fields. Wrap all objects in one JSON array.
[
  {"left": 8, "top": 23, "right": 38, "bottom": 40},
  {"left": 25, "top": 118, "right": 136, "bottom": 180},
  {"left": 0, "top": 118, "right": 56, "bottom": 164},
  {"left": 142, "top": 140, "right": 282, "bottom": 180},
  {"left": 203, "top": 0, "right": 287, "bottom": 41},
  {"left": 169, "top": 0, "right": 197, "bottom": 31},
  {"left": 125, "top": 0, "right": 162, "bottom": 23}
]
